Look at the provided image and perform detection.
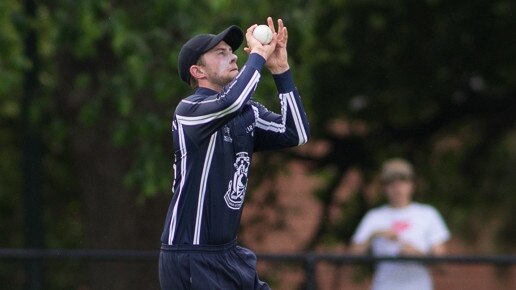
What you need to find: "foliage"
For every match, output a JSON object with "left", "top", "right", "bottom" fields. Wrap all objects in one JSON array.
[{"left": 302, "top": 0, "right": 516, "bottom": 252}]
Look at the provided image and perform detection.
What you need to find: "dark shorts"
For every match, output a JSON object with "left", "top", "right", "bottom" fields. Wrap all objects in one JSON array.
[{"left": 159, "top": 239, "right": 271, "bottom": 290}]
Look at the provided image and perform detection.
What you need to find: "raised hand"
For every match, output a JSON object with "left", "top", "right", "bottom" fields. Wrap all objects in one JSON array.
[
  {"left": 244, "top": 22, "right": 278, "bottom": 61},
  {"left": 264, "top": 17, "right": 290, "bottom": 74},
  {"left": 400, "top": 243, "right": 424, "bottom": 256},
  {"left": 374, "top": 229, "right": 399, "bottom": 241}
]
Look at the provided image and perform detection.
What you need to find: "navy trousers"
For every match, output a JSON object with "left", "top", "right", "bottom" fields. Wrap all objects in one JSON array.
[{"left": 159, "top": 239, "right": 270, "bottom": 290}]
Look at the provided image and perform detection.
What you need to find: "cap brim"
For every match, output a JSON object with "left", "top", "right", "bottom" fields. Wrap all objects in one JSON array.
[{"left": 205, "top": 25, "right": 243, "bottom": 53}]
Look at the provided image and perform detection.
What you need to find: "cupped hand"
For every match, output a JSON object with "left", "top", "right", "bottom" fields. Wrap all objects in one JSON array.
[
  {"left": 243, "top": 23, "right": 278, "bottom": 60},
  {"left": 264, "top": 17, "right": 290, "bottom": 74}
]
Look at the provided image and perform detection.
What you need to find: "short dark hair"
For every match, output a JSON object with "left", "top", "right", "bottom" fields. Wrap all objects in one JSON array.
[{"left": 380, "top": 158, "right": 414, "bottom": 185}]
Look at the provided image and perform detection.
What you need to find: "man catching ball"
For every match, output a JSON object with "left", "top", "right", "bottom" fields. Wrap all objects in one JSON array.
[{"left": 159, "top": 17, "right": 310, "bottom": 290}]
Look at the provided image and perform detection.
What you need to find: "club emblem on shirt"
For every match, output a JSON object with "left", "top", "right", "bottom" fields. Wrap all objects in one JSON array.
[{"left": 224, "top": 152, "right": 250, "bottom": 210}]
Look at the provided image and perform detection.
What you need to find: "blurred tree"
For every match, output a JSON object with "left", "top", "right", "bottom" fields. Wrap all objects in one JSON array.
[
  {"left": 301, "top": 0, "right": 516, "bottom": 252},
  {"left": 0, "top": 0, "right": 26, "bottom": 287},
  {"left": 2, "top": 0, "right": 313, "bottom": 289}
]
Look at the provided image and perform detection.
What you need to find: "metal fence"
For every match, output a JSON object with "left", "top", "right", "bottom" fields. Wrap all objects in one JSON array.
[{"left": 1, "top": 248, "right": 515, "bottom": 290}]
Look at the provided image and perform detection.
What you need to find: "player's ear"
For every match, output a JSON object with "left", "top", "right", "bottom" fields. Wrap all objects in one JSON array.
[{"left": 190, "top": 65, "right": 205, "bottom": 80}]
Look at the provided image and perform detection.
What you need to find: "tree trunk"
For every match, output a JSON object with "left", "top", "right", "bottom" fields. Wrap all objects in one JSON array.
[{"left": 70, "top": 119, "right": 167, "bottom": 290}]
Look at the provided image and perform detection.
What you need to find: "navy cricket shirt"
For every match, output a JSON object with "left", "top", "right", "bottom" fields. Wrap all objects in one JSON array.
[{"left": 161, "top": 53, "right": 310, "bottom": 246}]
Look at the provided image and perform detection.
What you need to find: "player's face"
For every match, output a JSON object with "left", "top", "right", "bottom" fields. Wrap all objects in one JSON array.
[
  {"left": 198, "top": 41, "right": 239, "bottom": 87},
  {"left": 384, "top": 179, "right": 413, "bottom": 208}
]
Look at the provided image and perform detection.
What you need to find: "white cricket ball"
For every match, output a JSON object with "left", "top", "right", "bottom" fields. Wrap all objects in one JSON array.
[{"left": 253, "top": 25, "right": 273, "bottom": 45}]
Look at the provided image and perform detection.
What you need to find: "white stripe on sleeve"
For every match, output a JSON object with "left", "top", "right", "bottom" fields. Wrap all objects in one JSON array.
[
  {"left": 193, "top": 132, "right": 218, "bottom": 244},
  {"left": 285, "top": 92, "right": 308, "bottom": 145},
  {"left": 176, "top": 71, "right": 260, "bottom": 125},
  {"left": 168, "top": 123, "right": 188, "bottom": 244}
]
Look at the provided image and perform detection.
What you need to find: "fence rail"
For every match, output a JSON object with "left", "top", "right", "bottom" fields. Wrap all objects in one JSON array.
[
  {"left": 2, "top": 248, "right": 515, "bottom": 264},
  {"left": 1, "top": 248, "right": 515, "bottom": 290}
]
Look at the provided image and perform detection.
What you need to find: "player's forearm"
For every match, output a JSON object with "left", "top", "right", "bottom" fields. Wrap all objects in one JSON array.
[
  {"left": 177, "top": 54, "right": 266, "bottom": 121},
  {"left": 218, "top": 53, "right": 266, "bottom": 109},
  {"left": 245, "top": 53, "right": 267, "bottom": 73},
  {"left": 273, "top": 71, "right": 311, "bottom": 145},
  {"left": 272, "top": 69, "right": 295, "bottom": 93}
]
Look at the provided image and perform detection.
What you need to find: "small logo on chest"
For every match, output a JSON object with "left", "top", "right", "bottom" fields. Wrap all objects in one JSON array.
[
  {"left": 392, "top": 220, "right": 411, "bottom": 233},
  {"left": 223, "top": 125, "right": 233, "bottom": 142},
  {"left": 245, "top": 124, "right": 254, "bottom": 134}
]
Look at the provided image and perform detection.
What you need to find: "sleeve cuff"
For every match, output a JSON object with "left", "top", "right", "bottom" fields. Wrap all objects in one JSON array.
[
  {"left": 247, "top": 53, "right": 266, "bottom": 71},
  {"left": 272, "top": 70, "right": 295, "bottom": 93}
]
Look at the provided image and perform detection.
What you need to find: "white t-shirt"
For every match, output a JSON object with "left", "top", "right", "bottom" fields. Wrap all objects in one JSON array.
[{"left": 352, "top": 202, "right": 450, "bottom": 290}]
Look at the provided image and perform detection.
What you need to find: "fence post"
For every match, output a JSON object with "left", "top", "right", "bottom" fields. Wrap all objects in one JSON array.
[
  {"left": 305, "top": 253, "right": 317, "bottom": 290},
  {"left": 20, "top": 0, "right": 44, "bottom": 289}
]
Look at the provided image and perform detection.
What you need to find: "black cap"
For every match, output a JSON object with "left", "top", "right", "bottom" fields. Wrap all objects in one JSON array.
[{"left": 178, "top": 25, "right": 244, "bottom": 84}]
